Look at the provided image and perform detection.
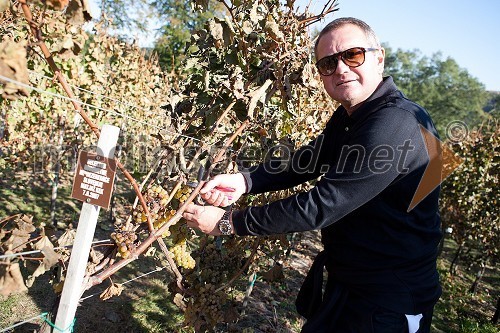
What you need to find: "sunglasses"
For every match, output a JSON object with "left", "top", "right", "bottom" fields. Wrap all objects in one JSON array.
[{"left": 315, "top": 47, "right": 379, "bottom": 76}]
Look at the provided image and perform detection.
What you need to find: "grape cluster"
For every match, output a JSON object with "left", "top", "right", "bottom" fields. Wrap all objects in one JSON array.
[
  {"left": 173, "top": 185, "right": 193, "bottom": 204},
  {"left": 168, "top": 220, "right": 195, "bottom": 269},
  {"left": 183, "top": 283, "right": 236, "bottom": 331},
  {"left": 132, "top": 184, "right": 169, "bottom": 225},
  {"left": 153, "top": 209, "right": 176, "bottom": 238},
  {"left": 170, "top": 222, "right": 190, "bottom": 244},
  {"left": 179, "top": 238, "right": 245, "bottom": 329},
  {"left": 166, "top": 236, "right": 252, "bottom": 330},
  {"left": 111, "top": 230, "right": 137, "bottom": 259},
  {"left": 171, "top": 240, "right": 195, "bottom": 269}
]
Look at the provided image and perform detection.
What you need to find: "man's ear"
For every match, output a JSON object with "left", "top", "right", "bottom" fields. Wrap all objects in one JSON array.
[{"left": 378, "top": 47, "right": 386, "bottom": 73}]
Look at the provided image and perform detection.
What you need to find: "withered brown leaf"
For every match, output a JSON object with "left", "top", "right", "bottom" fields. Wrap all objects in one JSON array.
[
  {"left": 99, "top": 282, "right": 124, "bottom": 301},
  {"left": 173, "top": 293, "right": 186, "bottom": 311},
  {"left": 0, "top": 262, "right": 28, "bottom": 296},
  {"left": 33, "top": 235, "right": 54, "bottom": 251},
  {"left": 25, "top": 246, "right": 59, "bottom": 288},
  {"left": 57, "top": 229, "right": 76, "bottom": 247}
]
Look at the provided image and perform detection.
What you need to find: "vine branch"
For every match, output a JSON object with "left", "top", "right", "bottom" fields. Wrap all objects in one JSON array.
[
  {"left": 299, "top": 0, "right": 339, "bottom": 28},
  {"left": 87, "top": 119, "right": 250, "bottom": 289}
]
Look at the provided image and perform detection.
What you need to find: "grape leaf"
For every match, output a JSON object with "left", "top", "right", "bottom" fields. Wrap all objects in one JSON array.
[
  {"left": 0, "top": 39, "right": 30, "bottom": 99},
  {"left": 65, "top": 0, "right": 92, "bottom": 26},
  {"left": 57, "top": 229, "right": 76, "bottom": 247},
  {"left": 99, "top": 282, "right": 124, "bottom": 300},
  {"left": 173, "top": 293, "right": 186, "bottom": 311},
  {"left": 0, "top": 262, "right": 28, "bottom": 296},
  {"left": 25, "top": 246, "right": 59, "bottom": 287},
  {"left": 3, "top": 215, "right": 36, "bottom": 252},
  {"left": 261, "top": 263, "right": 284, "bottom": 282},
  {"left": 44, "top": 0, "right": 70, "bottom": 11},
  {"left": 248, "top": 79, "right": 273, "bottom": 119},
  {"left": 208, "top": 20, "right": 224, "bottom": 42},
  {"left": 264, "top": 20, "right": 284, "bottom": 42},
  {"left": 33, "top": 235, "right": 55, "bottom": 251}
]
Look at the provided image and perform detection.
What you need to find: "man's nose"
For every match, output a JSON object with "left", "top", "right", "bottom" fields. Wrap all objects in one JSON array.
[{"left": 335, "top": 57, "right": 350, "bottom": 74}]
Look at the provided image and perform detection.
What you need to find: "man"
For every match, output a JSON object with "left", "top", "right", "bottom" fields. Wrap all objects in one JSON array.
[{"left": 183, "top": 17, "right": 442, "bottom": 333}]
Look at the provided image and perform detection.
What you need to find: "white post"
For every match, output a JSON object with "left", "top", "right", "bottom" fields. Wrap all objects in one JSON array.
[{"left": 54, "top": 125, "right": 120, "bottom": 332}]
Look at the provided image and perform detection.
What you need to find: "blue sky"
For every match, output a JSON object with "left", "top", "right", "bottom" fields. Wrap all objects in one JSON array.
[{"left": 298, "top": 0, "right": 500, "bottom": 91}]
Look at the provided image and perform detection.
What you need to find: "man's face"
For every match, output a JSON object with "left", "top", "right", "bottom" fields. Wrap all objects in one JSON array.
[{"left": 316, "top": 24, "right": 385, "bottom": 113}]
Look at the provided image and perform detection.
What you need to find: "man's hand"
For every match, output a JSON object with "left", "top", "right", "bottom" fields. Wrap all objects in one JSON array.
[
  {"left": 182, "top": 203, "right": 227, "bottom": 236},
  {"left": 200, "top": 173, "right": 246, "bottom": 207}
]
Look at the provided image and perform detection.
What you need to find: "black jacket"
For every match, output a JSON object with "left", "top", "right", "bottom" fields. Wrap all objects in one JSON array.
[{"left": 233, "top": 76, "right": 442, "bottom": 314}]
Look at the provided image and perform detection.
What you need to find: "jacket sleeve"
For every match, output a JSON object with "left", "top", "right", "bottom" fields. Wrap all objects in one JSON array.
[
  {"left": 233, "top": 107, "right": 430, "bottom": 236},
  {"left": 240, "top": 116, "right": 336, "bottom": 194}
]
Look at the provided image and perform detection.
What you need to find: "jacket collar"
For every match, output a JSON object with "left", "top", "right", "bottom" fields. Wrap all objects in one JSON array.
[{"left": 344, "top": 76, "right": 398, "bottom": 122}]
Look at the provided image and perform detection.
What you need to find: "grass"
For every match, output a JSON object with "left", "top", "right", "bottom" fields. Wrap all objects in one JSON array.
[
  {"left": 0, "top": 293, "right": 20, "bottom": 323},
  {"left": 1, "top": 237, "right": 498, "bottom": 333},
  {"left": 0, "top": 269, "right": 57, "bottom": 332},
  {"left": 129, "top": 284, "right": 187, "bottom": 332},
  {"left": 432, "top": 239, "right": 499, "bottom": 333},
  {"left": 0, "top": 172, "right": 80, "bottom": 227}
]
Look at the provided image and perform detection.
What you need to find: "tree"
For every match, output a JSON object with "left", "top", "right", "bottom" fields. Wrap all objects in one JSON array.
[
  {"left": 484, "top": 92, "right": 500, "bottom": 119},
  {"left": 383, "top": 45, "right": 490, "bottom": 136},
  {"left": 151, "top": 0, "right": 224, "bottom": 70},
  {"left": 96, "top": 0, "right": 223, "bottom": 71},
  {"left": 99, "top": 0, "right": 152, "bottom": 33}
]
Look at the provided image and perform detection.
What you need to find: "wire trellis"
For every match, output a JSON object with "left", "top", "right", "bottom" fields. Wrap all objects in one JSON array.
[
  {"left": 0, "top": 74, "right": 202, "bottom": 143},
  {"left": 0, "top": 239, "right": 111, "bottom": 260}
]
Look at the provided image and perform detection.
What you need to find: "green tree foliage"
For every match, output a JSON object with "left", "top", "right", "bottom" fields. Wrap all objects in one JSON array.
[
  {"left": 384, "top": 45, "right": 490, "bottom": 136},
  {"left": 97, "top": 0, "right": 223, "bottom": 71},
  {"left": 151, "top": 0, "right": 224, "bottom": 70},
  {"left": 99, "top": 0, "right": 152, "bottom": 33},
  {"left": 484, "top": 92, "right": 500, "bottom": 118}
]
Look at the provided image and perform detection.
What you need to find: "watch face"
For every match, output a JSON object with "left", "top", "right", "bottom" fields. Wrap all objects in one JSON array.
[{"left": 218, "top": 220, "right": 232, "bottom": 235}]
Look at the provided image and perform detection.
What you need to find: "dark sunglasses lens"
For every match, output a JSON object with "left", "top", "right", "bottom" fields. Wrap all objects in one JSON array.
[
  {"left": 317, "top": 55, "right": 338, "bottom": 76},
  {"left": 342, "top": 47, "right": 365, "bottom": 67}
]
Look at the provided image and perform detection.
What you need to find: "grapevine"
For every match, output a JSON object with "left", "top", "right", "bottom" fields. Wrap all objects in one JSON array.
[
  {"left": 171, "top": 240, "right": 196, "bottom": 270},
  {"left": 181, "top": 237, "right": 252, "bottom": 331},
  {"left": 1, "top": 0, "right": 339, "bottom": 332},
  {"left": 132, "top": 184, "right": 172, "bottom": 226},
  {"left": 110, "top": 230, "right": 137, "bottom": 259}
]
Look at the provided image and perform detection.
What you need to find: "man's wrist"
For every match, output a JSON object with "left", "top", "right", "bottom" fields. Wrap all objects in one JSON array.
[
  {"left": 228, "top": 210, "right": 235, "bottom": 235},
  {"left": 218, "top": 208, "right": 234, "bottom": 235}
]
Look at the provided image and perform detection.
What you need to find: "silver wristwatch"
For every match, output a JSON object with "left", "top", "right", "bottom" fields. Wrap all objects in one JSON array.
[{"left": 218, "top": 209, "right": 233, "bottom": 235}]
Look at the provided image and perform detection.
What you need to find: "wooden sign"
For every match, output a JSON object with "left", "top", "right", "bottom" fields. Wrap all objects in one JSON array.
[{"left": 71, "top": 151, "right": 116, "bottom": 209}]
